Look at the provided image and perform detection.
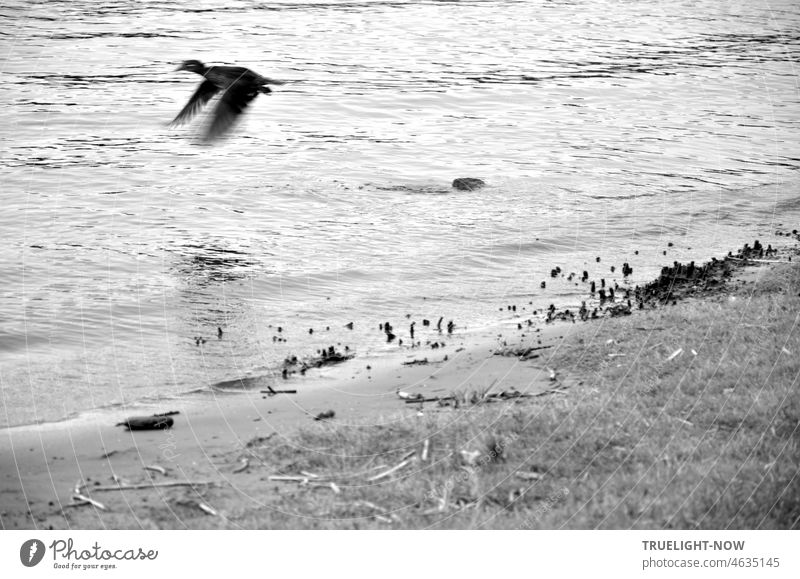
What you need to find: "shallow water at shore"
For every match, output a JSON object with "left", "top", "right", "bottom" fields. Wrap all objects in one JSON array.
[{"left": 1, "top": 0, "right": 799, "bottom": 427}]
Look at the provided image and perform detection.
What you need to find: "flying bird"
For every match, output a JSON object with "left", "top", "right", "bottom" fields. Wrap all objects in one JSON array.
[{"left": 170, "top": 59, "right": 285, "bottom": 141}]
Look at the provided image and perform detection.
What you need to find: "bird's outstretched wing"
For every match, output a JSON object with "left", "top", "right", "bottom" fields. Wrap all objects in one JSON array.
[
  {"left": 260, "top": 77, "right": 286, "bottom": 86},
  {"left": 203, "top": 82, "right": 260, "bottom": 141},
  {"left": 171, "top": 80, "right": 219, "bottom": 126}
]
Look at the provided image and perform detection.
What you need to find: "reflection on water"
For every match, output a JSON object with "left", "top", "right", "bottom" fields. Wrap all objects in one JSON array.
[{"left": 0, "top": 0, "right": 799, "bottom": 426}]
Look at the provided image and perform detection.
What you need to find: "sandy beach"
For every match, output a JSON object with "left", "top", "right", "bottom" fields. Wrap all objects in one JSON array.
[
  {"left": 3, "top": 235, "right": 798, "bottom": 529},
  {"left": 1, "top": 316, "right": 569, "bottom": 529}
]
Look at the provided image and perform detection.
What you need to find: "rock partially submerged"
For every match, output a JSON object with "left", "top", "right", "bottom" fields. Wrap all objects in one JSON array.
[{"left": 452, "top": 177, "right": 485, "bottom": 191}]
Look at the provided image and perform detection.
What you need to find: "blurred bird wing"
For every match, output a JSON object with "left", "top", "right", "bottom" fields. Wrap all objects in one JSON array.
[
  {"left": 203, "top": 83, "right": 259, "bottom": 141},
  {"left": 261, "top": 77, "right": 286, "bottom": 85},
  {"left": 171, "top": 80, "right": 219, "bottom": 126}
]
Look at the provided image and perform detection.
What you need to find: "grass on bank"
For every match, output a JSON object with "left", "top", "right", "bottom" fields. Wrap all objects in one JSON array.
[{"left": 159, "top": 263, "right": 800, "bottom": 529}]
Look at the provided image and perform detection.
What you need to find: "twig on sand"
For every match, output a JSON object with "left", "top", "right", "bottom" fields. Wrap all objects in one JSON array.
[
  {"left": 197, "top": 502, "right": 218, "bottom": 516},
  {"left": 666, "top": 348, "right": 683, "bottom": 362},
  {"left": 515, "top": 471, "right": 543, "bottom": 481},
  {"left": 405, "top": 396, "right": 454, "bottom": 404},
  {"left": 269, "top": 475, "right": 310, "bottom": 483},
  {"left": 367, "top": 457, "right": 416, "bottom": 482},
  {"left": 260, "top": 386, "right": 298, "bottom": 396},
  {"left": 144, "top": 465, "right": 167, "bottom": 476},
  {"left": 72, "top": 493, "right": 107, "bottom": 511},
  {"left": 91, "top": 481, "right": 215, "bottom": 492},
  {"left": 532, "top": 386, "right": 569, "bottom": 398},
  {"left": 421, "top": 439, "right": 430, "bottom": 462},
  {"left": 727, "top": 256, "right": 783, "bottom": 264},
  {"left": 354, "top": 500, "right": 398, "bottom": 524},
  {"left": 232, "top": 458, "right": 250, "bottom": 474},
  {"left": 316, "top": 464, "right": 388, "bottom": 480}
]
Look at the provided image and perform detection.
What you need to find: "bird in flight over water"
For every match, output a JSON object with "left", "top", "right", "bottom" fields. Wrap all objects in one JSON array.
[{"left": 170, "top": 60, "right": 285, "bottom": 142}]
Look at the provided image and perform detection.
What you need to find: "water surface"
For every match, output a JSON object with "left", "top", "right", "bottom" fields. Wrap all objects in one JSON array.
[{"left": 1, "top": 0, "right": 799, "bottom": 426}]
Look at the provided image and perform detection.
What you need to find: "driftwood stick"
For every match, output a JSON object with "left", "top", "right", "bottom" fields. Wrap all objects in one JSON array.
[
  {"left": 144, "top": 465, "right": 167, "bottom": 476},
  {"left": 91, "top": 481, "right": 214, "bottom": 492},
  {"left": 197, "top": 502, "right": 218, "bottom": 516},
  {"left": 405, "top": 396, "right": 454, "bottom": 404},
  {"left": 268, "top": 475, "right": 309, "bottom": 483},
  {"left": 317, "top": 464, "right": 388, "bottom": 480},
  {"left": 73, "top": 493, "right": 107, "bottom": 511},
  {"left": 727, "top": 257, "right": 783, "bottom": 264},
  {"left": 532, "top": 387, "right": 568, "bottom": 398},
  {"left": 367, "top": 457, "right": 415, "bottom": 482},
  {"left": 421, "top": 439, "right": 430, "bottom": 462},
  {"left": 232, "top": 458, "right": 250, "bottom": 474},
  {"left": 666, "top": 348, "right": 683, "bottom": 362}
]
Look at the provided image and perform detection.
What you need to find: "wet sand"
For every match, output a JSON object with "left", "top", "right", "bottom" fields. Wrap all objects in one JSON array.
[{"left": 0, "top": 321, "right": 569, "bottom": 529}]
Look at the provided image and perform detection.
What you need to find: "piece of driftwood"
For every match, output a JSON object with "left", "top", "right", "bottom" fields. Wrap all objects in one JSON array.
[
  {"left": 116, "top": 415, "right": 174, "bottom": 431},
  {"left": 666, "top": 348, "right": 683, "bottom": 361},
  {"left": 726, "top": 256, "right": 783, "bottom": 264},
  {"left": 269, "top": 475, "right": 309, "bottom": 483},
  {"left": 494, "top": 345, "right": 551, "bottom": 360},
  {"left": 260, "top": 386, "right": 298, "bottom": 396},
  {"left": 515, "top": 471, "right": 544, "bottom": 481},
  {"left": 314, "top": 410, "right": 335, "bottom": 421},
  {"left": 72, "top": 493, "right": 107, "bottom": 511},
  {"left": 421, "top": 439, "right": 430, "bottom": 461},
  {"left": 92, "top": 481, "right": 214, "bottom": 492},
  {"left": 367, "top": 457, "right": 415, "bottom": 482},
  {"left": 319, "top": 464, "right": 388, "bottom": 480},
  {"left": 531, "top": 387, "right": 568, "bottom": 398},
  {"left": 144, "top": 465, "right": 167, "bottom": 476},
  {"left": 396, "top": 390, "right": 424, "bottom": 400},
  {"left": 197, "top": 502, "right": 218, "bottom": 516},
  {"left": 402, "top": 358, "right": 429, "bottom": 366},
  {"left": 232, "top": 458, "right": 250, "bottom": 474},
  {"left": 405, "top": 395, "right": 454, "bottom": 404}
]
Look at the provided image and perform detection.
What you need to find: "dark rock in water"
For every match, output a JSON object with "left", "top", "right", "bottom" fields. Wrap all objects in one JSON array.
[
  {"left": 452, "top": 178, "right": 485, "bottom": 191},
  {"left": 116, "top": 415, "right": 175, "bottom": 431}
]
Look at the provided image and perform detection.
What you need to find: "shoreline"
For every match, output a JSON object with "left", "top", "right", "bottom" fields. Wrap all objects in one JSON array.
[
  {"left": 0, "top": 317, "right": 573, "bottom": 529},
  {"left": 2, "top": 234, "right": 798, "bottom": 529}
]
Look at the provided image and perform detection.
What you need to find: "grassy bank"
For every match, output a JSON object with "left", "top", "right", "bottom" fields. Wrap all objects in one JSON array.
[{"left": 161, "top": 261, "right": 800, "bottom": 529}]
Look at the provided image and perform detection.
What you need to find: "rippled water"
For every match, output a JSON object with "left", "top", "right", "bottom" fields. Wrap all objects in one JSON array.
[{"left": 1, "top": 0, "right": 799, "bottom": 427}]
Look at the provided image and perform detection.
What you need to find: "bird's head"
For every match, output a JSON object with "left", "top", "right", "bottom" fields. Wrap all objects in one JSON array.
[{"left": 175, "top": 60, "right": 206, "bottom": 74}]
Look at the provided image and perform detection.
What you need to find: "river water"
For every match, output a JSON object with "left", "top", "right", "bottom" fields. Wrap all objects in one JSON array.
[{"left": 1, "top": 0, "right": 799, "bottom": 426}]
